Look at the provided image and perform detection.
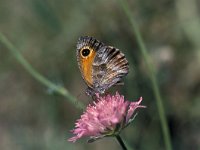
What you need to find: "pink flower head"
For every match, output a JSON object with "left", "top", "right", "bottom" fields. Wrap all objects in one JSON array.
[{"left": 68, "top": 92, "right": 145, "bottom": 143}]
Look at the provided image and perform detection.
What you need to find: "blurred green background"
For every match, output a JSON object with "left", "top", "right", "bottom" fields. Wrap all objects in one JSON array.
[{"left": 0, "top": 0, "right": 200, "bottom": 150}]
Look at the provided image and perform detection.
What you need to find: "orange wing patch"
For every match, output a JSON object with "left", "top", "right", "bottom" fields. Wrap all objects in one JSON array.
[{"left": 79, "top": 47, "right": 96, "bottom": 87}]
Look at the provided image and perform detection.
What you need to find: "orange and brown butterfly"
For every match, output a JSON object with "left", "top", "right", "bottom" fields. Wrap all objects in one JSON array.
[{"left": 76, "top": 36, "right": 129, "bottom": 97}]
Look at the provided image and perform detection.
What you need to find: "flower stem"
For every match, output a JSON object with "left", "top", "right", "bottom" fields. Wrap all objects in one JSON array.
[
  {"left": 0, "top": 32, "right": 85, "bottom": 110},
  {"left": 117, "top": 1, "right": 172, "bottom": 150},
  {"left": 115, "top": 135, "right": 128, "bottom": 150}
]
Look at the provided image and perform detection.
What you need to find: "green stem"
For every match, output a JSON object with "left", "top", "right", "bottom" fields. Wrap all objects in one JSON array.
[
  {"left": 115, "top": 135, "right": 128, "bottom": 150},
  {"left": 0, "top": 33, "right": 85, "bottom": 110},
  {"left": 117, "top": 0, "right": 172, "bottom": 150}
]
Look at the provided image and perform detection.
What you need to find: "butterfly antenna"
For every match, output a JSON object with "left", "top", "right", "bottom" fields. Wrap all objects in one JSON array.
[
  {"left": 76, "top": 91, "right": 85, "bottom": 100},
  {"left": 76, "top": 90, "right": 94, "bottom": 102},
  {"left": 76, "top": 93, "right": 81, "bottom": 99}
]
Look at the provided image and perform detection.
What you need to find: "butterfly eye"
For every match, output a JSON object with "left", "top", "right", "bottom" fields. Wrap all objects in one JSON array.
[{"left": 81, "top": 48, "right": 91, "bottom": 57}]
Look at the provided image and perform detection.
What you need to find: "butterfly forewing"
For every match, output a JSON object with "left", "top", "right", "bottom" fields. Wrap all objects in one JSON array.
[{"left": 76, "top": 36, "right": 105, "bottom": 88}]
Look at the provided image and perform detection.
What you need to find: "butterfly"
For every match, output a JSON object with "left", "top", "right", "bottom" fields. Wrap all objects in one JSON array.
[{"left": 76, "top": 36, "right": 129, "bottom": 97}]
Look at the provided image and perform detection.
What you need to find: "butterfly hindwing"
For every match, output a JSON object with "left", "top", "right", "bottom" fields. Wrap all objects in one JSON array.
[{"left": 92, "top": 46, "right": 129, "bottom": 93}]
